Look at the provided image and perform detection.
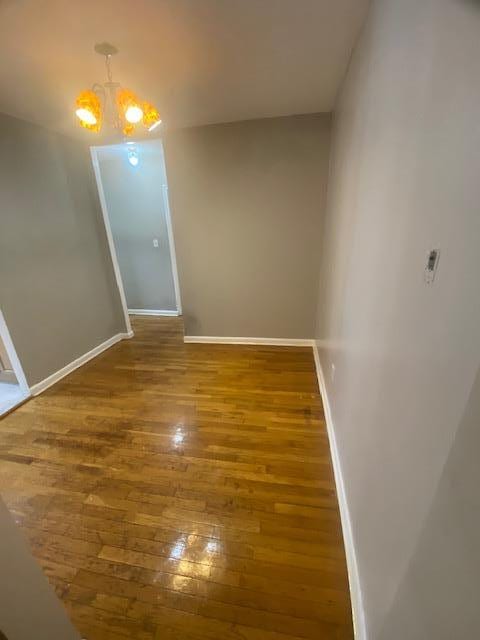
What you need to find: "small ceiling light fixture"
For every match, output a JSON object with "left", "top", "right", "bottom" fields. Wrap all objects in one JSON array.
[
  {"left": 127, "top": 146, "right": 139, "bottom": 167},
  {"left": 75, "top": 43, "right": 162, "bottom": 136}
]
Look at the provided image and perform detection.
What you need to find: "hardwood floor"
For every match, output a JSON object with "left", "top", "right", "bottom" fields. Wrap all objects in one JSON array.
[{"left": 0, "top": 316, "right": 353, "bottom": 640}]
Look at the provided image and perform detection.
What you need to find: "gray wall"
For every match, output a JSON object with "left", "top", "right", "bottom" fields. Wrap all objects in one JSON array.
[
  {"left": 0, "top": 497, "right": 80, "bottom": 640},
  {"left": 0, "top": 113, "right": 126, "bottom": 386},
  {"left": 95, "top": 141, "right": 177, "bottom": 312},
  {"left": 378, "top": 364, "right": 480, "bottom": 640},
  {"left": 315, "top": 0, "right": 480, "bottom": 638},
  {"left": 164, "top": 113, "right": 331, "bottom": 339}
]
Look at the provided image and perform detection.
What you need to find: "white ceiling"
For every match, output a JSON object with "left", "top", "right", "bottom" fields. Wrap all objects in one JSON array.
[{"left": 0, "top": 0, "right": 369, "bottom": 140}]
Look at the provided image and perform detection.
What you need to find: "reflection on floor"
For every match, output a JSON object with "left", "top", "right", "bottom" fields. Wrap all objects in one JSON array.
[
  {"left": 0, "top": 381, "right": 26, "bottom": 416},
  {"left": 0, "top": 317, "right": 353, "bottom": 640}
]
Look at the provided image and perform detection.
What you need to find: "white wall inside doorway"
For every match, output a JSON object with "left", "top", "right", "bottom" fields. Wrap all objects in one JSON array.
[{"left": 92, "top": 140, "right": 181, "bottom": 318}]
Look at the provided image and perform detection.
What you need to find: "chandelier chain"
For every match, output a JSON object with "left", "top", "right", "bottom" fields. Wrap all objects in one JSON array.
[{"left": 105, "top": 55, "right": 113, "bottom": 83}]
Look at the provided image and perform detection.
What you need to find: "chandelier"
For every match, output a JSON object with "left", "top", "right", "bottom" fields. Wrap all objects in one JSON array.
[{"left": 74, "top": 43, "right": 162, "bottom": 136}]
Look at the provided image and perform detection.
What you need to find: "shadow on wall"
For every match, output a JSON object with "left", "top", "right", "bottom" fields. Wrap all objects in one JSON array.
[{"left": 378, "top": 364, "right": 480, "bottom": 640}]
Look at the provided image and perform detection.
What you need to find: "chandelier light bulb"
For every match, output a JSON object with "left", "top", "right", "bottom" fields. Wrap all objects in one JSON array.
[
  {"left": 75, "top": 108, "right": 97, "bottom": 125},
  {"left": 125, "top": 105, "right": 143, "bottom": 124},
  {"left": 75, "top": 89, "right": 101, "bottom": 132}
]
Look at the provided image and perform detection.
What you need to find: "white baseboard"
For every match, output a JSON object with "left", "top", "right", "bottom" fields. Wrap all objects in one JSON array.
[
  {"left": 184, "top": 336, "right": 315, "bottom": 347},
  {"left": 128, "top": 309, "right": 179, "bottom": 317},
  {"left": 30, "top": 332, "right": 132, "bottom": 396},
  {"left": 312, "top": 343, "right": 366, "bottom": 640}
]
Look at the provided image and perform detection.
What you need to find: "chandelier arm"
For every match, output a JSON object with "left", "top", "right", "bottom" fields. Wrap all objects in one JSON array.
[
  {"left": 92, "top": 84, "right": 106, "bottom": 121},
  {"left": 92, "top": 83, "right": 105, "bottom": 96}
]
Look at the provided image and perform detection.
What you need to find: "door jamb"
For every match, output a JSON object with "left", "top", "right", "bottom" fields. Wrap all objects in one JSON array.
[
  {"left": 161, "top": 183, "right": 182, "bottom": 315},
  {"left": 0, "top": 308, "right": 30, "bottom": 398},
  {"left": 90, "top": 146, "right": 133, "bottom": 336}
]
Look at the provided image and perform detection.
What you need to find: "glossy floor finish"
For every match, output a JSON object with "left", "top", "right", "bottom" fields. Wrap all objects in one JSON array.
[{"left": 0, "top": 317, "right": 353, "bottom": 640}]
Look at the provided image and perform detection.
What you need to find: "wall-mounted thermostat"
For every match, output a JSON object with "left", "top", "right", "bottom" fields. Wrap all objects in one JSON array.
[{"left": 424, "top": 248, "right": 440, "bottom": 285}]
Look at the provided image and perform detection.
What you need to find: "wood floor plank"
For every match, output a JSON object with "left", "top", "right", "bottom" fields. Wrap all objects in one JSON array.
[{"left": 0, "top": 316, "right": 353, "bottom": 639}]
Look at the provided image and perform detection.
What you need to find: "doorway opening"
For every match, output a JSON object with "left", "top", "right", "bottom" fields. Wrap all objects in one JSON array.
[
  {"left": 90, "top": 139, "right": 181, "bottom": 330},
  {"left": 0, "top": 310, "right": 30, "bottom": 416}
]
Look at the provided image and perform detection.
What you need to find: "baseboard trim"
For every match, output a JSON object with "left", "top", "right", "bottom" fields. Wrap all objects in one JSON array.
[
  {"left": 128, "top": 309, "right": 179, "bottom": 317},
  {"left": 30, "top": 332, "right": 133, "bottom": 396},
  {"left": 312, "top": 343, "right": 366, "bottom": 640},
  {"left": 184, "top": 336, "right": 315, "bottom": 347}
]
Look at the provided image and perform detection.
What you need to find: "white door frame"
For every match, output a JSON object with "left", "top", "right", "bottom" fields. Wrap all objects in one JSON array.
[
  {"left": 0, "top": 308, "right": 30, "bottom": 398},
  {"left": 90, "top": 143, "right": 182, "bottom": 322},
  {"left": 161, "top": 183, "right": 182, "bottom": 314},
  {"left": 90, "top": 146, "right": 133, "bottom": 336}
]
